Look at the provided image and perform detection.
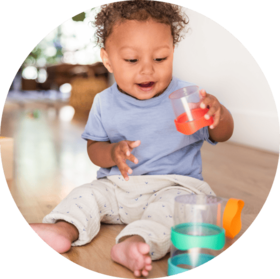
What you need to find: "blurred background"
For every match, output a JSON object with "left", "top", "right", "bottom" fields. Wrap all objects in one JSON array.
[
  {"left": 8, "top": 7, "right": 111, "bottom": 121},
  {"left": 1, "top": 7, "right": 108, "bottom": 193}
]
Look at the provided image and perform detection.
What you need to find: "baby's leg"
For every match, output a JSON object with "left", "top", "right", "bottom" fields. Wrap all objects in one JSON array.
[
  {"left": 107, "top": 174, "right": 214, "bottom": 276},
  {"left": 31, "top": 179, "right": 121, "bottom": 253},
  {"left": 111, "top": 188, "right": 192, "bottom": 277},
  {"left": 30, "top": 220, "right": 79, "bottom": 253}
]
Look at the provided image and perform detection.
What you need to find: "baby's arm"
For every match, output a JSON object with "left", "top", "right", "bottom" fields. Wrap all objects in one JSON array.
[
  {"left": 199, "top": 89, "right": 234, "bottom": 142},
  {"left": 207, "top": 104, "right": 233, "bottom": 142},
  {"left": 87, "top": 140, "right": 140, "bottom": 180},
  {"left": 87, "top": 141, "right": 116, "bottom": 167}
]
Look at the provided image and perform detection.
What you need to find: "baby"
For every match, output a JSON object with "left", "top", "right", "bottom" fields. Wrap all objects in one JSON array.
[{"left": 30, "top": 0, "right": 234, "bottom": 277}]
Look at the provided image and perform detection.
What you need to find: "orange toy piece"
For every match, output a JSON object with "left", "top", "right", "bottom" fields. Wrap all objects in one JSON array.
[
  {"left": 223, "top": 198, "right": 245, "bottom": 239},
  {"left": 174, "top": 108, "right": 214, "bottom": 135}
]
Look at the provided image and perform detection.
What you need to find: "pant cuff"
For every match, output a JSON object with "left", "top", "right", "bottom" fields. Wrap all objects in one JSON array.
[
  {"left": 116, "top": 228, "right": 170, "bottom": 260},
  {"left": 43, "top": 212, "right": 99, "bottom": 246}
]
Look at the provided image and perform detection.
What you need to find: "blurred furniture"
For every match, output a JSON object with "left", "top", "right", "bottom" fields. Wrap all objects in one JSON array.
[
  {"left": 21, "top": 62, "right": 109, "bottom": 91},
  {"left": 21, "top": 78, "right": 37, "bottom": 91},
  {"left": 20, "top": 62, "right": 109, "bottom": 120},
  {"left": 0, "top": 137, "right": 14, "bottom": 181},
  {"left": 69, "top": 75, "right": 108, "bottom": 119}
]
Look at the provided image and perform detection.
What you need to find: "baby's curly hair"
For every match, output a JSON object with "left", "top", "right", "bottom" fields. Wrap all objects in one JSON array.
[{"left": 94, "top": 0, "right": 189, "bottom": 48}]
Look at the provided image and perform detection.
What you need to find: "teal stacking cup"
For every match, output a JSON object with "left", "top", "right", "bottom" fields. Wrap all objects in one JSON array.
[{"left": 168, "top": 195, "right": 226, "bottom": 276}]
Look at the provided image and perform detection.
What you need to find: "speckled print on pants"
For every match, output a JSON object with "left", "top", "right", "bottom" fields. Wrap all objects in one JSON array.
[{"left": 43, "top": 175, "right": 214, "bottom": 260}]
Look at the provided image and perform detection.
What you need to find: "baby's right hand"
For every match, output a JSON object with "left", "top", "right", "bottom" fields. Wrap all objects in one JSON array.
[{"left": 111, "top": 140, "right": 141, "bottom": 181}]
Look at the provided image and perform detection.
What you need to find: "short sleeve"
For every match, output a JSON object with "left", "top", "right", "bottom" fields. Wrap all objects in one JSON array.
[{"left": 81, "top": 94, "right": 109, "bottom": 142}]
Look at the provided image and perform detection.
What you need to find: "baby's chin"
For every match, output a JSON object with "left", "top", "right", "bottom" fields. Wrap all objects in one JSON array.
[{"left": 117, "top": 85, "right": 167, "bottom": 101}]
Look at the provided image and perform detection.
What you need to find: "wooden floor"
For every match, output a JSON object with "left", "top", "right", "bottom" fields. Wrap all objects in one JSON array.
[{"left": 1, "top": 98, "right": 279, "bottom": 278}]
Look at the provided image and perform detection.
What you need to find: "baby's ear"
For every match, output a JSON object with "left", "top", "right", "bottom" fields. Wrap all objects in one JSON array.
[{"left": 100, "top": 48, "right": 113, "bottom": 73}]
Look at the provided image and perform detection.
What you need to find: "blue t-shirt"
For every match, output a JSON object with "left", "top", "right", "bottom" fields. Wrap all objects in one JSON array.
[{"left": 82, "top": 76, "right": 217, "bottom": 180}]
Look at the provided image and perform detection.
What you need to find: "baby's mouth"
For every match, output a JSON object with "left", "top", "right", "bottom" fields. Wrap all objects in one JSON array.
[{"left": 137, "top": 81, "right": 155, "bottom": 88}]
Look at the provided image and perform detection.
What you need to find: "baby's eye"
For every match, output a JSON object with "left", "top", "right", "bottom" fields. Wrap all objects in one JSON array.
[
  {"left": 155, "top": 57, "right": 167, "bottom": 62},
  {"left": 125, "top": 59, "right": 138, "bottom": 63},
  {"left": 124, "top": 58, "right": 166, "bottom": 63}
]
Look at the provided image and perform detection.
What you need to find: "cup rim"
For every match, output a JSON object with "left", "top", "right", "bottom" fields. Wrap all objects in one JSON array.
[
  {"left": 175, "top": 194, "right": 224, "bottom": 206},
  {"left": 169, "top": 85, "right": 199, "bottom": 100}
]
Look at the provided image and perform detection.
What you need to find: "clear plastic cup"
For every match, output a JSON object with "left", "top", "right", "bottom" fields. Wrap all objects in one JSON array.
[
  {"left": 173, "top": 194, "right": 227, "bottom": 228},
  {"left": 169, "top": 86, "right": 213, "bottom": 135},
  {"left": 168, "top": 195, "right": 225, "bottom": 275},
  {"left": 168, "top": 194, "right": 243, "bottom": 275}
]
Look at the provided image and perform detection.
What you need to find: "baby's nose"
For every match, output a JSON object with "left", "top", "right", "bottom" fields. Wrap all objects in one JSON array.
[{"left": 140, "top": 61, "right": 154, "bottom": 75}]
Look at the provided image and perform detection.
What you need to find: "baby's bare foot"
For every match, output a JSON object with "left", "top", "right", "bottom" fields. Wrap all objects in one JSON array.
[
  {"left": 111, "top": 235, "right": 152, "bottom": 277},
  {"left": 30, "top": 221, "right": 79, "bottom": 253}
]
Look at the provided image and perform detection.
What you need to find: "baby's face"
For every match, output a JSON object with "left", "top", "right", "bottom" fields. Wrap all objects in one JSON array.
[{"left": 101, "top": 19, "right": 174, "bottom": 100}]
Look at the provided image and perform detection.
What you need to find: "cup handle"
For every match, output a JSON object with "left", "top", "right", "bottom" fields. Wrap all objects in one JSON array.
[{"left": 223, "top": 198, "right": 245, "bottom": 238}]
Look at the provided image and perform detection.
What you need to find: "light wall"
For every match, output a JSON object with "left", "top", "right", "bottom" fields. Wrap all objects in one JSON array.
[{"left": 173, "top": 8, "right": 279, "bottom": 153}]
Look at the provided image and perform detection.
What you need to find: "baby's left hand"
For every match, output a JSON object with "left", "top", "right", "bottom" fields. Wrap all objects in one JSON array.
[{"left": 199, "top": 89, "right": 223, "bottom": 129}]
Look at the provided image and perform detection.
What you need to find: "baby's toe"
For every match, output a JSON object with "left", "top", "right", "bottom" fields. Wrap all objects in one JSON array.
[
  {"left": 145, "top": 264, "right": 152, "bottom": 271},
  {"left": 144, "top": 255, "right": 151, "bottom": 265},
  {"left": 137, "top": 242, "right": 150, "bottom": 255},
  {"left": 142, "top": 269, "right": 149, "bottom": 277},
  {"left": 134, "top": 270, "right": 141, "bottom": 277}
]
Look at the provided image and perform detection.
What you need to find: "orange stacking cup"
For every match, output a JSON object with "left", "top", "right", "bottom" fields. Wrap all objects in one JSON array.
[{"left": 169, "top": 86, "right": 213, "bottom": 135}]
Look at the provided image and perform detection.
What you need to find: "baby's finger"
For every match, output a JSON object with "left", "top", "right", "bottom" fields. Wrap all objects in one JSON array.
[
  {"left": 127, "top": 153, "right": 138, "bottom": 164},
  {"left": 210, "top": 109, "right": 221, "bottom": 129},
  {"left": 125, "top": 149, "right": 138, "bottom": 164},
  {"left": 120, "top": 141, "right": 131, "bottom": 156},
  {"left": 121, "top": 172, "right": 129, "bottom": 181},
  {"left": 200, "top": 96, "right": 214, "bottom": 109},
  {"left": 115, "top": 157, "right": 132, "bottom": 180},
  {"left": 127, "top": 140, "right": 141, "bottom": 150},
  {"left": 204, "top": 105, "right": 218, "bottom": 119},
  {"left": 199, "top": 89, "right": 208, "bottom": 98}
]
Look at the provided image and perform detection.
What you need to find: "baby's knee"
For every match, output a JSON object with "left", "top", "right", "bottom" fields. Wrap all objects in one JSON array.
[{"left": 69, "top": 183, "right": 94, "bottom": 196}]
